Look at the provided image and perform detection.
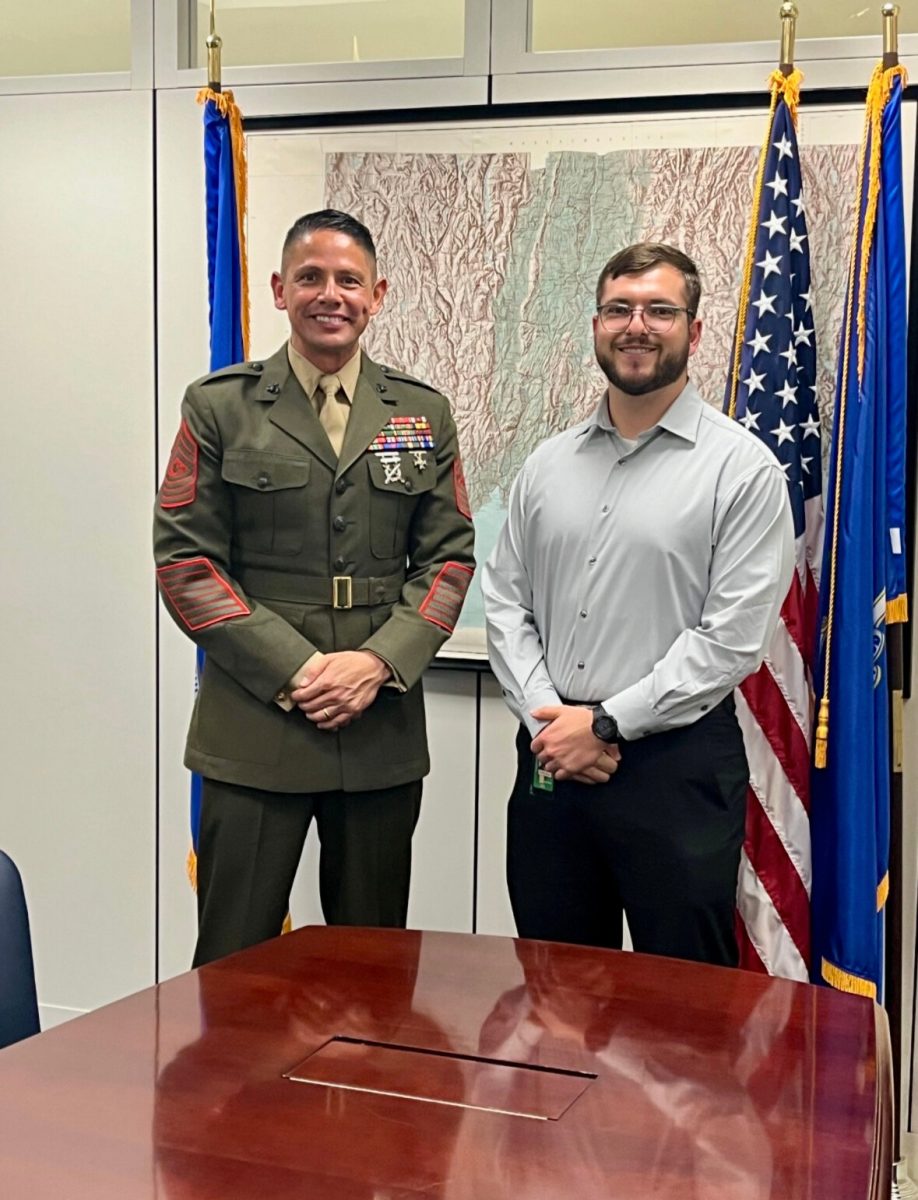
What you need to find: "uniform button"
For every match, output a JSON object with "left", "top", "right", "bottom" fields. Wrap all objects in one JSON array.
[
  {"left": 376, "top": 383, "right": 388, "bottom": 393},
  {"left": 333, "top": 557, "right": 347, "bottom": 572},
  {"left": 266, "top": 383, "right": 280, "bottom": 395},
  {"left": 335, "top": 478, "right": 350, "bottom": 494},
  {"left": 250, "top": 362, "right": 263, "bottom": 372},
  {"left": 274, "top": 690, "right": 287, "bottom": 702},
  {"left": 332, "top": 515, "right": 346, "bottom": 532},
  {"left": 577, "top": 661, "right": 585, "bottom": 670},
  {"left": 257, "top": 473, "right": 270, "bottom": 489},
  {"left": 404, "top": 479, "right": 414, "bottom": 493}
]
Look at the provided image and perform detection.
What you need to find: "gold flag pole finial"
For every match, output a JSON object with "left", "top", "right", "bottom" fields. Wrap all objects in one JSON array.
[
  {"left": 883, "top": 4, "right": 900, "bottom": 69},
  {"left": 779, "top": 3, "right": 798, "bottom": 76},
  {"left": 207, "top": 0, "right": 223, "bottom": 92}
]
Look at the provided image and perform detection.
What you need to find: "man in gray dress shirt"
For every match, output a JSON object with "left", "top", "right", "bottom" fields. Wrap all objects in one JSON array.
[{"left": 482, "top": 242, "right": 794, "bottom": 967}]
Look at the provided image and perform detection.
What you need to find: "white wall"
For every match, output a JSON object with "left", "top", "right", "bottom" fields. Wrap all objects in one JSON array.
[{"left": 0, "top": 90, "right": 156, "bottom": 1025}]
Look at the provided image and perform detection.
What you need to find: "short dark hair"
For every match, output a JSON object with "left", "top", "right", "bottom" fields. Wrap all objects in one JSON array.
[
  {"left": 281, "top": 209, "right": 377, "bottom": 270},
  {"left": 596, "top": 242, "right": 701, "bottom": 315}
]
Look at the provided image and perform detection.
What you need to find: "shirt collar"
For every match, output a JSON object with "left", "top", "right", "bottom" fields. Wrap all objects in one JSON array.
[
  {"left": 287, "top": 342, "right": 362, "bottom": 404},
  {"left": 580, "top": 379, "right": 704, "bottom": 446}
]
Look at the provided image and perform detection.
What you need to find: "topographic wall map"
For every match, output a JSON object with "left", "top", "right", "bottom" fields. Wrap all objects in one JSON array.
[{"left": 246, "top": 111, "right": 913, "bottom": 655}]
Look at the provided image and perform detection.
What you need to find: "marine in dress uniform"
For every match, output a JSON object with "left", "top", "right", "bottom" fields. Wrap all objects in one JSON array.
[{"left": 154, "top": 211, "right": 475, "bottom": 965}]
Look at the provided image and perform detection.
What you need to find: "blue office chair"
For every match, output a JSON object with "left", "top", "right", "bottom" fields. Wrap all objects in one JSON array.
[{"left": 0, "top": 850, "right": 40, "bottom": 1049}]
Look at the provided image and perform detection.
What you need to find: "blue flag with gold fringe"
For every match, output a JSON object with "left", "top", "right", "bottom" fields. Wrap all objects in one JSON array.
[
  {"left": 188, "top": 87, "right": 249, "bottom": 886},
  {"left": 811, "top": 64, "right": 909, "bottom": 999}
]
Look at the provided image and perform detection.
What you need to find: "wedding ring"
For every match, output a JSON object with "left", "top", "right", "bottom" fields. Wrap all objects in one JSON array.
[{"left": 323, "top": 707, "right": 331, "bottom": 720}]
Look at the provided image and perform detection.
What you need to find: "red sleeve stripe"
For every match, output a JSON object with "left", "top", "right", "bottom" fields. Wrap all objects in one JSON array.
[
  {"left": 156, "top": 558, "right": 250, "bottom": 631},
  {"left": 160, "top": 420, "right": 199, "bottom": 508},
  {"left": 419, "top": 562, "right": 474, "bottom": 634},
  {"left": 453, "top": 457, "right": 472, "bottom": 519}
]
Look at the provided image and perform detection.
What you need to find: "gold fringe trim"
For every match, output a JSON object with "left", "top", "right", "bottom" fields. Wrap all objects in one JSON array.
[
  {"left": 281, "top": 912, "right": 293, "bottom": 935},
  {"left": 877, "top": 871, "right": 890, "bottom": 911},
  {"left": 821, "top": 958, "right": 878, "bottom": 999},
  {"left": 196, "top": 87, "right": 251, "bottom": 361},
  {"left": 887, "top": 594, "right": 908, "bottom": 624}
]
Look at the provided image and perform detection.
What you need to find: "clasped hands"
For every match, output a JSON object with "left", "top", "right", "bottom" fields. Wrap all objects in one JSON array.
[
  {"left": 530, "top": 705, "right": 621, "bottom": 785},
  {"left": 290, "top": 650, "right": 391, "bottom": 731}
]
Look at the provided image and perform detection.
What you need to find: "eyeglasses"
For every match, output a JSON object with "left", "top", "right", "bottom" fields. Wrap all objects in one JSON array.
[{"left": 596, "top": 303, "right": 694, "bottom": 333}]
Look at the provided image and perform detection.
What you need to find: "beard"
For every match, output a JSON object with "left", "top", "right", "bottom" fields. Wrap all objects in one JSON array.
[{"left": 595, "top": 337, "right": 690, "bottom": 396}]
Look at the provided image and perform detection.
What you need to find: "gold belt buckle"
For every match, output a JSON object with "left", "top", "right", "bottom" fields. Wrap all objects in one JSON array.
[{"left": 332, "top": 576, "right": 353, "bottom": 610}]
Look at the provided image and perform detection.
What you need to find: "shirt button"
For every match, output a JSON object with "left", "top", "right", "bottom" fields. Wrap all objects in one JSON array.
[
  {"left": 577, "top": 661, "right": 585, "bottom": 670},
  {"left": 588, "top": 556, "right": 597, "bottom": 565},
  {"left": 579, "top": 610, "right": 587, "bottom": 618},
  {"left": 601, "top": 505, "right": 609, "bottom": 514},
  {"left": 335, "top": 478, "right": 349, "bottom": 494},
  {"left": 332, "top": 515, "right": 346, "bottom": 532}
]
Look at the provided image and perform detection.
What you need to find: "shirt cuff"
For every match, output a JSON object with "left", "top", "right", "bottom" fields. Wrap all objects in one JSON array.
[
  {"left": 599, "top": 683, "right": 654, "bottom": 743},
  {"left": 367, "top": 650, "right": 406, "bottom": 693},
  {"left": 273, "top": 652, "right": 324, "bottom": 710},
  {"left": 519, "top": 686, "right": 564, "bottom": 738}
]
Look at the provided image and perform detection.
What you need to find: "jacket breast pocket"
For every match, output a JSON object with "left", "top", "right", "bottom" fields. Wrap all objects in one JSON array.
[
  {"left": 366, "top": 452, "right": 437, "bottom": 559},
  {"left": 222, "top": 450, "right": 311, "bottom": 556}
]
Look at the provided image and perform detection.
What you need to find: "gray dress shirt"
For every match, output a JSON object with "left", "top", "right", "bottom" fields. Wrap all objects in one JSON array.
[{"left": 482, "top": 381, "right": 795, "bottom": 740}]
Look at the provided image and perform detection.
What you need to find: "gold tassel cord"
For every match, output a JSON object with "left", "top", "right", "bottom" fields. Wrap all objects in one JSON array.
[
  {"left": 856, "top": 65, "right": 908, "bottom": 383},
  {"left": 196, "top": 87, "right": 252, "bottom": 361},
  {"left": 877, "top": 871, "right": 890, "bottom": 911},
  {"left": 726, "top": 77, "right": 781, "bottom": 420},
  {"left": 727, "top": 70, "right": 805, "bottom": 421},
  {"left": 814, "top": 87, "right": 872, "bottom": 770},
  {"left": 815, "top": 62, "right": 909, "bottom": 766}
]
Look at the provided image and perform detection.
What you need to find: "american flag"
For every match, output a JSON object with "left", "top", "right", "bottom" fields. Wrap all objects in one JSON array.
[{"left": 725, "top": 78, "right": 824, "bottom": 980}]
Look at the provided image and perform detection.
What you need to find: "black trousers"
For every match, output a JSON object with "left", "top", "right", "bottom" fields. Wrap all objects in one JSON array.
[
  {"left": 507, "top": 700, "right": 748, "bottom": 968},
  {"left": 193, "top": 777, "right": 422, "bottom": 967}
]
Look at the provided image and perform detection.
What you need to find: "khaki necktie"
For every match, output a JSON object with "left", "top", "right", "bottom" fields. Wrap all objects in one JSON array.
[{"left": 316, "top": 373, "right": 349, "bottom": 456}]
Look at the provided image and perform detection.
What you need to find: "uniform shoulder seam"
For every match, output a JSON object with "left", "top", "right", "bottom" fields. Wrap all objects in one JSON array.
[
  {"left": 196, "top": 361, "right": 265, "bottom": 387},
  {"left": 379, "top": 365, "right": 443, "bottom": 396}
]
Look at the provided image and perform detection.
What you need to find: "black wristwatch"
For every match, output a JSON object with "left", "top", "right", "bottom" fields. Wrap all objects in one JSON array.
[{"left": 591, "top": 705, "right": 620, "bottom": 744}]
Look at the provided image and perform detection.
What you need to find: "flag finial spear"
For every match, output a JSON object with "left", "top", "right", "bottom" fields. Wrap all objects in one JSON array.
[{"left": 207, "top": 0, "right": 223, "bottom": 92}]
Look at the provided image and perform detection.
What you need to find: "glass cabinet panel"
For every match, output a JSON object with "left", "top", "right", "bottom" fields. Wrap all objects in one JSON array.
[
  {"left": 530, "top": 0, "right": 917, "bottom": 54},
  {"left": 0, "top": 1, "right": 132, "bottom": 76},
  {"left": 194, "top": 0, "right": 465, "bottom": 68}
]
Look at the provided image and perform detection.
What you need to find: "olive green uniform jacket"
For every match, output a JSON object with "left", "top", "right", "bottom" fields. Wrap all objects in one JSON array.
[{"left": 154, "top": 346, "right": 476, "bottom": 794}]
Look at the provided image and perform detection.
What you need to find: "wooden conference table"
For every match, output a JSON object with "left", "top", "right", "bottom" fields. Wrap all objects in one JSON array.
[{"left": 0, "top": 927, "right": 891, "bottom": 1199}]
